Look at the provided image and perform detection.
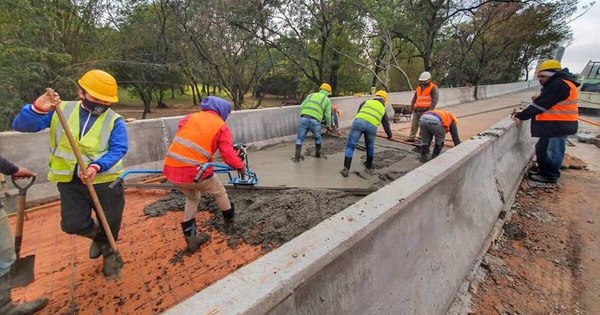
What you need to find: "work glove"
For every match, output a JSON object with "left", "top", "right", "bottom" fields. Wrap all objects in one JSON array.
[{"left": 33, "top": 90, "right": 61, "bottom": 112}]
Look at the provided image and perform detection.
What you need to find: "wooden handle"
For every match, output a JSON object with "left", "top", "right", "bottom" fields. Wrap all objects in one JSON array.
[{"left": 47, "top": 88, "right": 119, "bottom": 252}]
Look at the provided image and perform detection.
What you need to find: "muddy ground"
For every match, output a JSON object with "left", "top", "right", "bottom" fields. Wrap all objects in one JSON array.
[{"left": 468, "top": 165, "right": 600, "bottom": 314}]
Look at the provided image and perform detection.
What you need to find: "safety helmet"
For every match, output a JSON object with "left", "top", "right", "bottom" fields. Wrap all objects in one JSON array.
[
  {"left": 374, "top": 90, "right": 388, "bottom": 104},
  {"left": 319, "top": 83, "right": 332, "bottom": 95},
  {"left": 78, "top": 69, "right": 119, "bottom": 103},
  {"left": 418, "top": 71, "right": 432, "bottom": 81},
  {"left": 538, "top": 59, "right": 562, "bottom": 72}
]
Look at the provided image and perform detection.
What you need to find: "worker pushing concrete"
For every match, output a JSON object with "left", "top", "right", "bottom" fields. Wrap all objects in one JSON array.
[
  {"left": 163, "top": 96, "right": 245, "bottom": 253},
  {"left": 340, "top": 90, "right": 393, "bottom": 177},
  {"left": 12, "top": 69, "right": 128, "bottom": 279},
  {"left": 407, "top": 71, "right": 439, "bottom": 142},
  {"left": 0, "top": 156, "right": 48, "bottom": 314},
  {"left": 293, "top": 83, "right": 332, "bottom": 162},
  {"left": 419, "top": 109, "right": 461, "bottom": 162}
]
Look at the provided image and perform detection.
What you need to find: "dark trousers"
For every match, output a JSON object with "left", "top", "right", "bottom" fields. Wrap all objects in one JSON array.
[
  {"left": 57, "top": 177, "right": 125, "bottom": 243},
  {"left": 535, "top": 136, "right": 566, "bottom": 180}
]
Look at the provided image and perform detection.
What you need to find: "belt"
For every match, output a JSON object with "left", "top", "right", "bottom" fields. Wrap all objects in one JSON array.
[{"left": 301, "top": 114, "right": 318, "bottom": 120}]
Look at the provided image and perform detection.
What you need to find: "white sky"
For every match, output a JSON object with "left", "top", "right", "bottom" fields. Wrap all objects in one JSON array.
[{"left": 561, "top": 0, "right": 600, "bottom": 73}]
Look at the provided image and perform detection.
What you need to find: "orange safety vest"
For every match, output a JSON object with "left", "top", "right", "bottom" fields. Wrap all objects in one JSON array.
[
  {"left": 164, "top": 111, "right": 225, "bottom": 167},
  {"left": 536, "top": 80, "right": 579, "bottom": 122},
  {"left": 425, "top": 110, "right": 458, "bottom": 132},
  {"left": 414, "top": 83, "right": 437, "bottom": 109}
]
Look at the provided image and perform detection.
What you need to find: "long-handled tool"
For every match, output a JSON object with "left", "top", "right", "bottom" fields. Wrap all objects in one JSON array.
[
  {"left": 46, "top": 88, "right": 120, "bottom": 255},
  {"left": 9, "top": 175, "right": 36, "bottom": 288}
]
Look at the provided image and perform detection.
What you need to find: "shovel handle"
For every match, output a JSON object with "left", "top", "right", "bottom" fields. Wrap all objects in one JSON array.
[
  {"left": 49, "top": 88, "right": 119, "bottom": 253},
  {"left": 11, "top": 175, "right": 36, "bottom": 196}
]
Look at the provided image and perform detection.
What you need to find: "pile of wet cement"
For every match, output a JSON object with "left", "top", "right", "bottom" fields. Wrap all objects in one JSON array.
[{"left": 144, "top": 188, "right": 362, "bottom": 249}]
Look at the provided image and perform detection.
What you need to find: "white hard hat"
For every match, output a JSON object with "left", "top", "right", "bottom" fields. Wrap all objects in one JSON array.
[{"left": 418, "top": 71, "right": 432, "bottom": 81}]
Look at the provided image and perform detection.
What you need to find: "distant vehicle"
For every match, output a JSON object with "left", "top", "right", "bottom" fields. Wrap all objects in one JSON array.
[{"left": 579, "top": 61, "right": 600, "bottom": 111}]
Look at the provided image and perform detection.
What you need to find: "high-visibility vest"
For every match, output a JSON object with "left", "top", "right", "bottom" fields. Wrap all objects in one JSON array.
[
  {"left": 536, "top": 79, "right": 579, "bottom": 122},
  {"left": 424, "top": 110, "right": 458, "bottom": 132},
  {"left": 355, "top": 99, "right": 386, "bottom": 127},
  {"left": 414, "top": 83, "right": 438, "bottom": 109},
  {"left": 48, "top": 101, "right": 124, "bottom": 184},
  {"left": 300, "top": 91, "right": 328, "bottom": 121},
  {"left": 164, "top": 111, "right": 224, "bottom": 167}
]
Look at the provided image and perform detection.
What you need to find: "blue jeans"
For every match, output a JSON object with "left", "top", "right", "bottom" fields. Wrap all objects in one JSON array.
[
  {"left": 296, "top": 117, "right": 322, "bottom": 145},
  {"left": 535, "top": 136, "right": 566, "bottom": 180},
  {"left": 345, "top": 119, "right": 377, "bottom": 158}
]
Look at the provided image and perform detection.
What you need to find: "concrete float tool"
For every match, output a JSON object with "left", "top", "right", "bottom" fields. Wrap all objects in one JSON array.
[{"left": 9, "top": 175, "right": 36, "bottom": 288}]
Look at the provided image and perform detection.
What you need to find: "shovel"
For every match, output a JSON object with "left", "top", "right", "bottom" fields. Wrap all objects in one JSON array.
[{"left": 9, "top": 175, "right": 36, "bottom": 288}]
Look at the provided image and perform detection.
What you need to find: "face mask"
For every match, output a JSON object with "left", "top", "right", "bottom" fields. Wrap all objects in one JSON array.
[{"left": 82, "top": 97, "right": 110, "bottom": 115}]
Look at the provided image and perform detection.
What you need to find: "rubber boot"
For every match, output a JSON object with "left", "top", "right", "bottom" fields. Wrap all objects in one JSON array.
[
  {"left": 315, "top": 143, "right": 322, "bottom": 158},
  {"left": 293, "top": 144, "right": 302, "bottom": 162},
  {"left": 431, "top": 144, "right": 443, "bottom": 159},
  {"left": 0, "top": 273, "right": 48, "bottom": 315},
  {"left": 83, "top": 221, "right": 101, "bottom": 259},
  {"left": 99, "top": 241, "right": 123, "bottom": 280},
  {"left": 181, "top": 218, "right": 205, "bottom": 253},
  {"left": 340, "top": 157, "right": 352, "bottom": 177},
  {"left": 364, "top": 156, "right": 373, "bottom": 169},
  {"left": 222, "top": 203, "right": 235, "bottom": 225},
  {"left": 420, "top": 145, "right": 430, "bottom": 163}
]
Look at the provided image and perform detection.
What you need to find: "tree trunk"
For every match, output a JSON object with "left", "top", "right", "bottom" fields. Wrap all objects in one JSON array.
[
  {"left": 171, "top": 86, "right": 175, "bottom": 99},
  {"left": 329, "top": 49, "right": 341, "bottom": 96},
  {"left": 157, "top": 89, "right": 168, "bottom": 108}
]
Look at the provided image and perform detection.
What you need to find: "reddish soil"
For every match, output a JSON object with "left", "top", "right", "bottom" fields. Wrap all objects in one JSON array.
[
  {"left": 470, "top": 168, "right": 600, "bottom": 314},
  {"left": 9, "top": 189, "right": 264, "bottom": 314}
]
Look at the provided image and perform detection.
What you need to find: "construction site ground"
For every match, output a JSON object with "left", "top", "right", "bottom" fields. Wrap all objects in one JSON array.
[{"left": 7, "top": 88, "right": 600, "bottom": 314}]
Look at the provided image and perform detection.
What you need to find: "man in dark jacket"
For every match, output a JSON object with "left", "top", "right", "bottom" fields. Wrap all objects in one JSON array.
[{"left": 513, "top": 60, "right": 579, "bottom": 183}]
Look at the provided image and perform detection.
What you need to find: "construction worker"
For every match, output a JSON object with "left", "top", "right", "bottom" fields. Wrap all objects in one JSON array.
[
  {"left": 340, "top": 90, "right": 393, "bottom": 177},
  {"left": 12, "top": 69, "right": 128, "bottom": 279},
  {"left": 407, "top": 71, "right": 439, "bottom": 142},
  {"left": 163, "top": 96, "right": 245, "bottom": 253},
  {"left": 513, "top": 60, "right": 579, "bottom": 183},
  {"left": 294, "top": 83, "right": 332, "bottom": 162},
  {"left": 0, "top": 156, "right": 49, "bottom": 314},
  {"left": 419, "top": 109, "right": 461, "bottom": 162},
  {"left": 331, "top": 103, "right": 341, "bottom": 131}
]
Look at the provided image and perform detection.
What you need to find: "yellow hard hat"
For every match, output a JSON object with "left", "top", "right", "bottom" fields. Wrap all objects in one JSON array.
[
  {"left": 374, "top": 90, "right": 388, "bottom": 104},
  {"left": 78, "top": 69, "right": 119, "bottom": 103},
  {"left": 319, "top": 83, "right": 332, "bottom": 94},
  {"left": 538, "top": 59, "right": 562, "bottom": 72}
]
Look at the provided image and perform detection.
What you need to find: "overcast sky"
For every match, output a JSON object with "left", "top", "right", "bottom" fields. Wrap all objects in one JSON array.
[{"left": 561, "top": 0, "right": 600, "bottom": 73}]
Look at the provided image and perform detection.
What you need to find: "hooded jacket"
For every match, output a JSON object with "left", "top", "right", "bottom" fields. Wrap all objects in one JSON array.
[{"left": 515, "top": 69, "right": 580, "bottom": 137}]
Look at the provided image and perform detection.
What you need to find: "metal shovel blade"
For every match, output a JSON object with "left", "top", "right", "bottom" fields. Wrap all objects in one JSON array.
[{"left": 9, "top": 255, "right": 35, "bottom": 288}]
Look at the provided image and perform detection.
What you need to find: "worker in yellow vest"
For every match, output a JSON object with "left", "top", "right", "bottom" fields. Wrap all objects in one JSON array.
[
  {"left": 407, "top": 71, "right": 439, "bottom": 142},
  {"left": 12, "top": 70, "right": 128, "bottom": 280},
  {"left": 419, "top": 110, "right": 461, "bottom": 162},
  {"left": 513, "top": 60, "right": 579, "bottom": 183},
  {"left": 340, "top": 90, "right": 393, "bottom": 177},
  {"left": 294, "top": 83, "right": 332, "bottom": 162}
]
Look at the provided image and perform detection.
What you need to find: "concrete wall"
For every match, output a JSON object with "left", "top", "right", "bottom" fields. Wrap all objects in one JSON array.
[
  {"left": 0, "top": 81, "right": 534, "bottom": 202},
  {"left": 167, "top": 118, "right": 534, "bottom": 315}
]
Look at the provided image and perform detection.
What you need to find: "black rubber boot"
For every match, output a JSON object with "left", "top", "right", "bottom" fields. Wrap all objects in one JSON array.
[
  {"left": 293, "top": 144, "right": 302, "bottom": 162},
  {"left": 181, "top": 218, "right": 205, "bottom": 253},
  {"left": 340, "top": 157, "right": 352, "bottom": 177},
  {"left": 99, "top": 241, "right": 123, "bottom": 280},
  {"left": 420, "top": 145, "right": 430, "bottom": 162},
  {"left": 222, "top": 203, "right": 235, "bottom": 225},
  {"left": 432, "top": 144, "right": 443, "bottom": 159},
  {"left": 0, "top": 273, "right": 48, "bottom": 315},
  {"left": 364, "top": 156, "right": 374, "bottom": 169},
  {"left": 315, "top": 143, "right": 322, "bottom": 158}
]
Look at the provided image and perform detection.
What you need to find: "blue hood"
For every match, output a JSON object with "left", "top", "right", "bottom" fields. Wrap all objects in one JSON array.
[{"left": 201, "top": 96, "right": 231, "bottom": 120}]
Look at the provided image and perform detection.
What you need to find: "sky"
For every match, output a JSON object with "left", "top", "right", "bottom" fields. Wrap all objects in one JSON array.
[{"left": 561, "top": 0, "right": 600, "bottom": 74}]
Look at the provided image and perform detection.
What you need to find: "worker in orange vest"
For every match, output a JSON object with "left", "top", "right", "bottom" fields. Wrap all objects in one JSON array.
[
  {"left": 407, "top": 71, "right": 439, "bottom": 142},
  {"left": 513, "top": 60, "right": 579, "bottom": 184},
  {"left": 419, "top": 109, "right": 460, "bottom": 162},
  {"left": 163, "top": 96, "right": 245, "bottom": 253}
]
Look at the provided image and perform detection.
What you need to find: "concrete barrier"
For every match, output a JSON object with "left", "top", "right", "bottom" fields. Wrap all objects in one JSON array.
[
  {"left": 477, "top": 81, "right": 536, "bottom": 99},
  {"left": 167, "top": 119, "right": 534, "bottom": 315}
]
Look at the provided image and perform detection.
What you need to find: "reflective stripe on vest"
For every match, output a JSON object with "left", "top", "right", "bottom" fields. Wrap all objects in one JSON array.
[
  {"left": 355, "top": 99, "right": 385, "bottom": 127},
  {"left": 414, "top": 83, "right": 437, "bottom": 109},
  {"left": 164, "top": 111, "right": 225, "bottom": 167},
  {"left": 300, "top": 92, "right": 327, "bottom": 120},
  {"left": 536, "top": 80, "right": 579, "bottom": 122},
  {"left": 424, "top": 110, "right": 457, "bottom": 132},
  {"left": 48, "top": 101, "right": 123, "bottom": 184}
]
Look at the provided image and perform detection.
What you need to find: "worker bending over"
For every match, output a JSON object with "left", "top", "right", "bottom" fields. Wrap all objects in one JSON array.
[
  {"left": 419, "top": 109, "right": 460, "bottom": 162},
  {"left": 163, "top": 96, "right": 245, "bottom": 253},
  {"left": 341, "top": 90, "right": 393, "bottom": 177}
]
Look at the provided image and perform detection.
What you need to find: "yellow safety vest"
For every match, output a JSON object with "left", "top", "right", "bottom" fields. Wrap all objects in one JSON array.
[
  {"left": 48, "top": 101, "right": 124, "bottom": 184},
  {"left": 355, "top": 99, "right": 385, "bottom": 127}
]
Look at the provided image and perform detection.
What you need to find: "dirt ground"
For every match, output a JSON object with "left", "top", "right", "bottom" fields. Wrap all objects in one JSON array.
[{"left": 469, "top": 160, "right": 600, "bottom": 314}]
